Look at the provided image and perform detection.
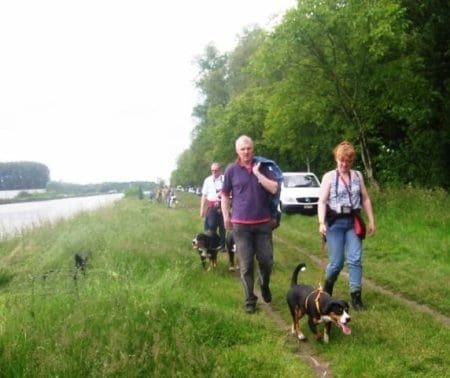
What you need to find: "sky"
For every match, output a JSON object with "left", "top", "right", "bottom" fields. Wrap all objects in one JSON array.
[{"left": 0, "top": 0, "right": 296, "bottom": 185}]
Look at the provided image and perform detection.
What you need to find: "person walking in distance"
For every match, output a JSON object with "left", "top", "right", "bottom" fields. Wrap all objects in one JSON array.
[
  {"left": 200, "top": 162, "right": 225, "bottom": 250},
  {"left": 317, "top": 141, "right": 376, "bottom": 310},
  {"left": 221, "top": 135, "right": 279, "bottom": 314}
]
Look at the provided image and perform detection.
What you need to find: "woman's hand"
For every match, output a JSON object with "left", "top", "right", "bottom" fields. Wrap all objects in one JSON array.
[{"left": 319, "top": 222, "right": 327, "bottom": 237}]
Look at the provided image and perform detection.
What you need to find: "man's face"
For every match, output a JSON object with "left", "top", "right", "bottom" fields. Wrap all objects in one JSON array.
[
  {"left": 210, "top": 164, "right": 221, "bottom": 178},
  {"left": 236, "top": 140, "right": 254, "bottom": 164}
]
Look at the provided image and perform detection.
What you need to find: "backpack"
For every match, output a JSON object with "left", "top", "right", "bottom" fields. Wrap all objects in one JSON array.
[{"left": 254, "top": 156, "right": 284, "bottom": 229}]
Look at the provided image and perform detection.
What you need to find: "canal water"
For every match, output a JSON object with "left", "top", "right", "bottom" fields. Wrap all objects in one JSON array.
[{"left": 0, "top": 193, "right": 123, "bottom": 238}]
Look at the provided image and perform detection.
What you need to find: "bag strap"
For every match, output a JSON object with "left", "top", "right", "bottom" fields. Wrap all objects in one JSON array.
[{"left": 337, "top": 170, "right": 354, "bottom": 209}]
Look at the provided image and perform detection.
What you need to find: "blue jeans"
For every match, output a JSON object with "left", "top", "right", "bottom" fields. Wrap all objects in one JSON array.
[
  {"left": 233, "top": 222, "right": 273, "bottom": 306},
  {"left": 326, "top": 216, "right": 363, "bottom": 293}
]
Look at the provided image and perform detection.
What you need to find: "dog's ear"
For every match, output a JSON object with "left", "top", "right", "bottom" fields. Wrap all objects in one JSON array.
[{"left": 340, "top": 300, "right": 350, "bottom": 311}]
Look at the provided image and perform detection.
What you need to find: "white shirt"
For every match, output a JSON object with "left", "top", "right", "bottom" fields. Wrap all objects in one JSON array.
[{"left": 201, "top": 174, "right": 223, "bottom": 202}]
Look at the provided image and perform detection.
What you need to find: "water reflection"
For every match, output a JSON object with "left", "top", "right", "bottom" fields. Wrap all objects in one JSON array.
[{"left": 0, "top": 193, "right": 123, "bottom": 238}]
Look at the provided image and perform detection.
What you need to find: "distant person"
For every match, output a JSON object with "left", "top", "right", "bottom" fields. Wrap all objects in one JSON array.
[
  {"left": 221, "top": 135, "right": 279, "bottom": 314},
  {"left": 156, "top": 188, "right": 161, "bottom": 202},
  {"left": 317, "top": 141, "right": 376, "bottom": 311},
  {"left": 170, "top": 190, "right": 177, "bottom": 208},
  {"left": 163, "top": 186, "right": 173, "bottom": 208},
  {"left": 200, "top": 162, "right": 225, "bottom": 250}
]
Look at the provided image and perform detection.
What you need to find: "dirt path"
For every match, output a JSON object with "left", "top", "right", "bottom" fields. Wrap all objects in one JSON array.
[{"left": 274, "top": 235, "right": 450, "bottom": 328}]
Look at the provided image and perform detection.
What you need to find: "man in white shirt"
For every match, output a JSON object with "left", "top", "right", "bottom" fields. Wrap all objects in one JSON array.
[{"left": 200, "top": 162, "right": 225, "bottom": 249}]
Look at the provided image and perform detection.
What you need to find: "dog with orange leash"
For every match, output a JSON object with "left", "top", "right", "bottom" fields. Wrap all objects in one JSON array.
[{"left": 286, "top": 263, "right": 352, "bottom": 343}]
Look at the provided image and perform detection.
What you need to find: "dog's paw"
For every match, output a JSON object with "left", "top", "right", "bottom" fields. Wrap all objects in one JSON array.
[
  {"left": 291, "top": 326, "right": 307, "bottom": 341},
  {"left": 298, "top": 333, "right": 307, "bottom": 341},
  {"left": 290, "top": 325, "right": 296, "bottom": 335},
  {"left": 323, "top": 333, "right": 330, "bottom": 344}
]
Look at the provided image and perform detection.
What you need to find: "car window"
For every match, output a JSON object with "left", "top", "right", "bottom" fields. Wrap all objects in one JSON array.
[{"left": 284, "top": 175, "right": 320, "bottom": 188}]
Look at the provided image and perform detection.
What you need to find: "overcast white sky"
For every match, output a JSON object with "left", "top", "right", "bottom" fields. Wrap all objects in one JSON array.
[{"left": 0, "top": 0, "right": 296, "bottom": 185}]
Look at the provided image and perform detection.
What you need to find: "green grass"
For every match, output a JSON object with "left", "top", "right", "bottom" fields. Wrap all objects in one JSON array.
[{"left": 0, "top": 189, "right": 449, "bottom": 377}]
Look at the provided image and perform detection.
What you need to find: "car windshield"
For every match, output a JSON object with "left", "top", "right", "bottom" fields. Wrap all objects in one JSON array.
[{"left": 284, "top": 174, "right": 319, "bottom": 188}]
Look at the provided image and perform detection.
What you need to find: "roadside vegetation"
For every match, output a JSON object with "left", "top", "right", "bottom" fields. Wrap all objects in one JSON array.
[{"left": 0, "top": 189, "right": 448, "bottom": 377}]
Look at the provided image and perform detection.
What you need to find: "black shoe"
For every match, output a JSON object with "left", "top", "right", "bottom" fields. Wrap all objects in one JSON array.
[
  {"left": 261, "top": 285, "right": 272, "bottom": 303},
  {"left": 323, "top": 280, "right": 334, "bottom": 296},
  {"left": 245, "top": 304, "right": 256, "bottom": 314},
  {"left": 351, "top": 290, "right": 365, "bottom": 311}
]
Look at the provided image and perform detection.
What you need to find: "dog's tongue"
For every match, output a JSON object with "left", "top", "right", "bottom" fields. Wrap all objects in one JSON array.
[{"left": 339, "top": 323, "right": 352, "bottom": 335}]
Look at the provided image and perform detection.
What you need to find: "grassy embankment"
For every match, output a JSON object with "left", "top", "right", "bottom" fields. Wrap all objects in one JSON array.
[{"left": 0, "top": 188, "right": 448, "bottom": 377}]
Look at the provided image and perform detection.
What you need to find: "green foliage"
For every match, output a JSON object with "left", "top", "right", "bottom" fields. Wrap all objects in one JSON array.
[
  {"left": 0, "top": 161, "right": 49, "bottom": 190},
  {"left": 47, "top": 181, "right": 156, "bottom": 195},
  {"left": 124, "top": 186, "right": 144, "bottom": 199},
  {"left": 0, "top": 268, "right": 14, "bottom": 288},
  {"left": 172, "top": 0, "right": 450, "bottom": 190}
]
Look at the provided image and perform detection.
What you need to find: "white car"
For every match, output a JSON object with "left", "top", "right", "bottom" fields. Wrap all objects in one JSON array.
[{"left": 279, "top": 172, "right": 321, "bottom": 214}]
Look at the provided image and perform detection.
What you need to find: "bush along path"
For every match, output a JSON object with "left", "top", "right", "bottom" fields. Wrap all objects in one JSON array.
[{"left": 274, "top": 235, "right": 450, "bottom": 328}]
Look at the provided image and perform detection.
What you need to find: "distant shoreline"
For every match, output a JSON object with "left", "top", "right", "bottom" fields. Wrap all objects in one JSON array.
[{"left": 0, "top": 191, "right": 108, "bottom": 205}]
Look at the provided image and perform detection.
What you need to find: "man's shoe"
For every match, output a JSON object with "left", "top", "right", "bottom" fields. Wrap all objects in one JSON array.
[{"left": 261, "top": 285, "right": 272, "bottom": 303}]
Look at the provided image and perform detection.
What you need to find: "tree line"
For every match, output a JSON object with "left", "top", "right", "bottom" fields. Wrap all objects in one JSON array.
[
  {"left": 171, "top": 0, "right": 449, "bottom": 190},
  {"left": 0, "top": 162, "right": 50, "bottom": 190},
  {"left": 0, "top": 161, "right": 158, "bottom": 197}
]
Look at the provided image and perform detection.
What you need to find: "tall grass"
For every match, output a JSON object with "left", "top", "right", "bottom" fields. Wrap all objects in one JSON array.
[
  {"left": 0, "top": 197, "right": 308, "bottom": 377},
  {"left": 0, "top": 189, "right": 448, "bottom": 377}
]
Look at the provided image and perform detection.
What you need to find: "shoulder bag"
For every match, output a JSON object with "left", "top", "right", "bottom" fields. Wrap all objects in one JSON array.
[{"left": 341, "top": 171, "right": 366, "bottom": 239}]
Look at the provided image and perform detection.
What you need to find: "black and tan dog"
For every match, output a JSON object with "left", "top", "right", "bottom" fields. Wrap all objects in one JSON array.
[
  {"left": 192, "top": 231, "right": 221, "bottom": 270},
  {"left": 286, "top": 263, "right": 352, "bottom": 343}
]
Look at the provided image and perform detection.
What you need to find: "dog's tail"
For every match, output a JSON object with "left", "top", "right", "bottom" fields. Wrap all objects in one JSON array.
[{"left": 290, "top": 263, "right": 306, "bottom": 286}]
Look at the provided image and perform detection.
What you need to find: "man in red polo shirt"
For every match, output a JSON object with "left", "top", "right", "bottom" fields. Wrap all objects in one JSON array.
[{"left": 221, "top": 135, "right": 279, "bottom": 314}]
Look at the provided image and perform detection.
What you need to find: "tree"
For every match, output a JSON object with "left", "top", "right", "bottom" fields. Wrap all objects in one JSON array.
[
  {"left": 171, "top": 0, "right": 449, "bottom": 189},
  {"left": 0, "top": 162, "right": 50, "bottom": 190},
  {"left": 256, "top": 0, "right": 431, "bottom": 187}
]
